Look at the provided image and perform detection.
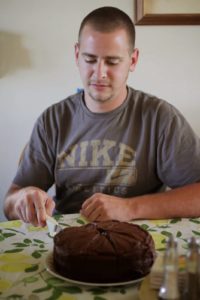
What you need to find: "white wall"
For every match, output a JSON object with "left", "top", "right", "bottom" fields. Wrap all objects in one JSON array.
[{"left": 0, "top": 0, "right": 200, "bottom": 221}]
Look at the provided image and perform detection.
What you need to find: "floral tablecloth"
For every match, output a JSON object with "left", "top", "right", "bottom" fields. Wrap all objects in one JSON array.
[{"left": 0, "top": 214, "right": 200, "bottom": 300}]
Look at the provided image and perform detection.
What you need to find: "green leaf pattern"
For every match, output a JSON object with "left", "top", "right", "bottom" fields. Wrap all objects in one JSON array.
[{"left": 0, "top": 214, "right": 199, "bottom": 299}]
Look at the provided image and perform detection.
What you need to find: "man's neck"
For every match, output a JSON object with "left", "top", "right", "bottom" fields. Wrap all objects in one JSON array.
[{"left": 84, "top": 88, "right": 128, "bottom": 113}]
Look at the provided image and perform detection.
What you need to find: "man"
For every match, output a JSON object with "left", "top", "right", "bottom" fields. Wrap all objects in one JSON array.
[{"left": 4, "top": 7, "right": 200, "bottom": 227}]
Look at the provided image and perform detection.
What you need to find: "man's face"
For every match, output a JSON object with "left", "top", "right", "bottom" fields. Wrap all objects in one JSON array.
[{"left": 75, "top": 25, "right": 138, "bottom": 112}]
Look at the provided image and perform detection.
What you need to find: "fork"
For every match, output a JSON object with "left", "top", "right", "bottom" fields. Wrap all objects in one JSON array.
[{"left": 46, "top": 215, "right": 62, "bottom": 237}]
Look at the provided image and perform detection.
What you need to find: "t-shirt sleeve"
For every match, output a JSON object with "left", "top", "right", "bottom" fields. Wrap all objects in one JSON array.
[
  {"left": 157, "top": 105, "right": 200, "bottom": 188},
  {"left": 13, "top": 114, "right": 55, "bottom": 191}
]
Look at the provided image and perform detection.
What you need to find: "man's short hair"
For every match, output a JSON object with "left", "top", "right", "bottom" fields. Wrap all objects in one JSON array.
[{"left": 78, "top": 6, "right": 136, "bottom": 53}]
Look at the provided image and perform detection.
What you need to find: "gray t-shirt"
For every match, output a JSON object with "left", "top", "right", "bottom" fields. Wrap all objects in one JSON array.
[{"left": 13, "top": 87, "right": 200, "bottom": 213}]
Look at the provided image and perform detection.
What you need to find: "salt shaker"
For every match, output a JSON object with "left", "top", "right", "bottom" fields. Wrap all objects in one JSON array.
[
  {"left": 183, "top": 237, "right": 200, "bottom": 300},
  {"left": 158, "top": 235, "right": 180, "bottom": 300}
]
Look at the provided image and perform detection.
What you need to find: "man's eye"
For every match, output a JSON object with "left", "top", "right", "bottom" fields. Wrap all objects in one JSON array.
[
  {"left": 107, "top": 59, "right": 120, "bottom": 65},
  {"left": 85, "top": 58, "right": 96, "bottom": 64}
]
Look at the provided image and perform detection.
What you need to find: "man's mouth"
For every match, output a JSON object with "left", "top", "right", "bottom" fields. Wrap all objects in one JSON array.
[{"left": 89, "top": 82, "right": 110, "bottom": 88}]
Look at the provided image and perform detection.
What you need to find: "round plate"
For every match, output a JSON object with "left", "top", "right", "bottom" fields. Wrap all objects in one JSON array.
[{"left": 45, "top": 252, "right": 145, "bottom": 287}]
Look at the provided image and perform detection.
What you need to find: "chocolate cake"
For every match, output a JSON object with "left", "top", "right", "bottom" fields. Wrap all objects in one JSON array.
[{"left": 53, "top": 220, "right": 156, "bottom": 283}]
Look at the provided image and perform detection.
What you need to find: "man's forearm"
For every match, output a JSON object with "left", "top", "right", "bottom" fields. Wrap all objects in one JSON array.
[{"left": 128, "top": 182, "right": 200, "bottom": 220}]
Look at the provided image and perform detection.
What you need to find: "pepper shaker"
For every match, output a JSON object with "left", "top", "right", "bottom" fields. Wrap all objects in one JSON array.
[{"left": 183, "top": 237, "right": 200, "bottom": 300}]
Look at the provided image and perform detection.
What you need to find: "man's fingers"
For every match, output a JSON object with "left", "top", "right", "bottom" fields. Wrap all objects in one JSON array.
[
  {"left": 17, "top": 207, "right": 27, "bottom": 223},
  {"left": 15, "top": 198, "right": 28, "bottom": 223},
  {"left": 81, "top": 196, "right": 93, "bottom": 210},
  {"left": 26, "top": 199, "right": 38, "bottom": 226},
  {"left": 81, "top": 201, "right": 96, "bottom": 219},
  {"left": 13, "top": 187, "right": 55, "bottom": 227},
  {"left": 34, "top": 194, "right": 48, "bottom": 227},
  {"left": 81, "top": 193, "right": 102, "bottom": 212},
  {"left": 81, "top": 197, "right": 104, "bottom": 221},
  {"left": 86, "top": 206, "right": 102, "bottom": 222},
  {"left": 45, "top": 198, "right": 55, "bottom": 217}
]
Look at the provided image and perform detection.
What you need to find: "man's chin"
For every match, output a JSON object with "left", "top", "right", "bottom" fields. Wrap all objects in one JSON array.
[{"left": 88, "top": 92, "right": 112, "bottom": 103}]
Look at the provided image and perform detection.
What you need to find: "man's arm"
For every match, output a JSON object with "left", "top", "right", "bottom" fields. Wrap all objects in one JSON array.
[
  {"left": 81, "top": 182, "right": 200, "bottom": 222},
  {"left": 4, "top": 183, "right": 55, "bottom": 227}
]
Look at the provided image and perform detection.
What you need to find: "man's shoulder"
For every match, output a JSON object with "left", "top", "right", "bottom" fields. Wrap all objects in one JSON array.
[
  {"left": 49, "top": 92, "right": 82, "bottom": 111},
  {"left": 41, "top": 91, "right": 83, "bottom": 117},
  {"left": 129, "top": 87, "right": 167, "bottom": 104},
  {"left": 128, "top": 87, "right": 173, "bottom": 111},
  {"left": 34, "top": 92, "right": 83, "bottom": 128},
  {"left": 128, "top": 86, "right": 184, "bottom": 123}
]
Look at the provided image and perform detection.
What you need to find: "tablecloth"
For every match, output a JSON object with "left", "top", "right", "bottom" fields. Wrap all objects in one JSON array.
[{"left": 0, "top": 214, "right": 200, "bottom": 300}]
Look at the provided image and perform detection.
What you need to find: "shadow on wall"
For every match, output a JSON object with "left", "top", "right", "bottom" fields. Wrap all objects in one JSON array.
[{"left": 0, "top": 31, "right": 31, "bottom": 77}]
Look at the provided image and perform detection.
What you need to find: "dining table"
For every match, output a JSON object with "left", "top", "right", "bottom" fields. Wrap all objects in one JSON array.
[{"left": 0, "top": 213, "right": 200, "bottom": 300}]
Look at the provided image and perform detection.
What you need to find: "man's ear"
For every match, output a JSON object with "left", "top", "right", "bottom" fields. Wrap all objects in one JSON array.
[
  {"left": 130, "top": 48, "right": 139, "bottom": 72},
  {"left": 74, "top": 43, "right": 80, "bottom": 65}
]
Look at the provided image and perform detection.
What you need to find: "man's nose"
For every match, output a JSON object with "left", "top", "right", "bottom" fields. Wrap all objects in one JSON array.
[{"left": 94, "top": 61, "right": 107, "bottom": 79}]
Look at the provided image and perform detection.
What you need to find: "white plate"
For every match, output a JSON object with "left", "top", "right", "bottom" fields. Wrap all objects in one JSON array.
[{"left": 45, "top": 252, "right": 145, "bottom": 287}]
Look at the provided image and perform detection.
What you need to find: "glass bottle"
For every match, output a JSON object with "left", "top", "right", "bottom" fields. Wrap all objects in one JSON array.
[
  {"left": 183, "top": 237, "right": 200, "bottom": 300},
  {"left": 158, "top": 235, "right": 180, "bottom": 300}
]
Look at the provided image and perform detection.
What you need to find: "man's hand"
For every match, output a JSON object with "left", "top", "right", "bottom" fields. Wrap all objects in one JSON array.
[
  {"left": 4, "top": 184, "right": 55, "bottom": 227},
  {"left": 80, "top": 193, "right": 133, "bottom": 222}
]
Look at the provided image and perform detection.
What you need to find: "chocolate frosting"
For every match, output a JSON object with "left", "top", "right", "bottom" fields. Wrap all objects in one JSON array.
[{"left": 53, "top": 220, "right": 156, "bottom": 283}]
